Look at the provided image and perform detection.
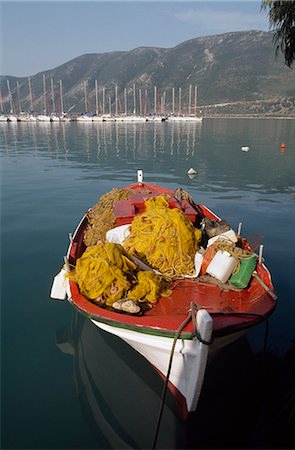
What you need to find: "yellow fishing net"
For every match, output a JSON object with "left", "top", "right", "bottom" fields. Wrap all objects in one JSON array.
[
  {"left": 68, "top": 242, "right": 170, "bottom": 308},
  {"left": 68, "top": 243, "right": 136, "bottom": 305},
  {"left": 123, "top": 195, "right": 202, "bottom": 277},
  {"left": 128, "top": 271, "right": 171, "bottom": 304},
  {"left": 74, "top": 191, "right": 202, "bottom": 311},
  {"left": 84, "top": 188, "right": 132, "bottom": 246}
]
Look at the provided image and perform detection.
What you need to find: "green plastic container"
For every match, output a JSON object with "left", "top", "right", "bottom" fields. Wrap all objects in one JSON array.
[{"left": 229, "top": 254, "right": 257, "bottom": 289}]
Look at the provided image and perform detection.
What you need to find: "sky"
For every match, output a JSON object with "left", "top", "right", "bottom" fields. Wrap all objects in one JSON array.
[{"left": 0, "top": 1, "right": 270, "bottom": 77}]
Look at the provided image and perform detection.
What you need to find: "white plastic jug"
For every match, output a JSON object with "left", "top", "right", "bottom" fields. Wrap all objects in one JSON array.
[
  {"left": 206, "top": 250, "right": 237, "bottom": 283},
  {"left": 207, "top": 229, "right": 238, "bottom": 247}
]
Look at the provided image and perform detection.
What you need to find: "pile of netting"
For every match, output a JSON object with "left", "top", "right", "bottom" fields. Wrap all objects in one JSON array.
[
  {"left": 68, "top": 242, "right": 171, "bottom": 309},
  {"left": 84, "top": 188, "right": 132, "bottom": 246},
  {"left": 123, "top": 195, "right": 202, "bottom": 277}
]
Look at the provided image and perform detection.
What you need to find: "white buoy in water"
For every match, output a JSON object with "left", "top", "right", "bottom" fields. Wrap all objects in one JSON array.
[
  {"left": 187, "top": 167, "right": 197, "bottom": 175},
  {"left": 241, "top": 146, "right": 250, "bottom": 152},
  {"left": 187, "top": 167, "right": 197, "bottom": 178}
]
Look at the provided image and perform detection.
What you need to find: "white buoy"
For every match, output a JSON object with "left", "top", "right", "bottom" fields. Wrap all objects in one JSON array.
[
  {"left": 187, "top": 167, "right": 197, "bottom": 175},
  {"left": 241, "top": 146, "right": 250, "bottom": 152},
  {"left": 187, "top": 167, "right": 197, "bottom": 178}
]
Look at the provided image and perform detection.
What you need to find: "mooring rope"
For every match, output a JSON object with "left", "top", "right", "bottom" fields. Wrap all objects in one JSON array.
[
  {"left": 152, "top": 305, "right": 213, "bottom": 449},
  {"left": 151, "top": 312, "right": 192, "bottom": 449},
  {"left": 151, "top": 309, "right": 270, "bottom": 449}
]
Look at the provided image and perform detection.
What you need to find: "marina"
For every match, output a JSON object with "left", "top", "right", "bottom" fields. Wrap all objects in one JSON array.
[
  {"left": 0, "top": 76, "right": 203, "bottom": 123},
  {"left": 0, "top": 114, "right": 202, "bottom": 122}
]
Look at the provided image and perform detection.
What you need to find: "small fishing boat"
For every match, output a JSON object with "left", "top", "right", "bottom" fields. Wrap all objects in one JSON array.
[{"left": 51, "top": 171, "right": 276, "bottom": 417}]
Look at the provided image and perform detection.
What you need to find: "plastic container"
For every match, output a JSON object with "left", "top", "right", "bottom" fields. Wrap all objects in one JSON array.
[
  {"left": 50, "top": 268, "right": 67, "bottom": 300},
  {"left": 200, "top": 242, "right": 219, "bottom": 275},
  {"left": 207, "top": 229, "right": 238, "bottom": 247},
  {"left": 229, "top": 254, "right": 257, "bottom": 289},
  {"left": 206, "top": 250, "right": 237, "bottom": 283}
]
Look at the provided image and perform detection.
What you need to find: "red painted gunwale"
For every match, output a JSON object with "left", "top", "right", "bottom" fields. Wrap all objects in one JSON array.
[{"left": 67, "top": 182, "right": 276, "bottom": 338}]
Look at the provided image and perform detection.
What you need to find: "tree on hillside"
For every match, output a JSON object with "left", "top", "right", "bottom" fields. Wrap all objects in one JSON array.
[{"left": 262, "top": 0, "right": 295, "bottom": 67}]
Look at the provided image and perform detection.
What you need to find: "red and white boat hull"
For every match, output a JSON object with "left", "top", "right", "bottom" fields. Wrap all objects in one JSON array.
[{"left": 91, "top": 309, "right": 213, "bottom": 413}]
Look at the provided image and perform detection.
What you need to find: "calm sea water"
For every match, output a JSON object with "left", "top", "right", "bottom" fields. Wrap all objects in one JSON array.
[{"left": 1, "top": 119, "right": 294, "bottom": 449}]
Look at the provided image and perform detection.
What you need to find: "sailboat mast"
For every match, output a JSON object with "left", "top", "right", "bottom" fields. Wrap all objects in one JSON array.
[
  {"left": 17, "top": 81, "right": 22, "bottom": 114},
  {"left": 43, "top": 74, "right": 47, "bottom": 114},
  {"left": 178, "top": 87, "right": 182, "bottom": 115},
  {"left": 108, "top": 95, "right": 111, "bottom": 115},
  {"left": 154, "top": 86, "right": 157, "bottom": 115},
  {"left": 124, "top": 88, "right": 127, "bottom": 115},
  {"left": 188, "top": 84, "right": 192, "bottom": 116},
  {"left": 59, "top": 80, "right": 64, "bottom": 114},
  {"left": 139, "top": 88, "right": 142, "bottom": 116},
  {"left": 51, "top": 78, "right": 55, "bottom": 113},
  {"left": 84, "top": 81, "right": 88, "bottom": 112},
  {"left": 194, "top": 85, "right": 198, "bottom": 115},
  {"left": 115, "top": 85, "right": 118, "bottom": 116},
  {"left": 133, "top": 84, "right": 136, "bottom": 115},
  {"left": 102, "top": 87, "right": 105, "bottom": 115},
  {"left": 28, "top": 77, "right": 34, "bottom": 113},
  {"left": 172, "top": 87, "right": 175, "bottom": 115},
  {"left": 95, "top": 80, "right": 99, "bottom": 115},
  {"left": 7, "top": 80, "right": 14, "bottom": 114},
  {"left": 144, "top": 89, "right": 147, "bottom": 115}
]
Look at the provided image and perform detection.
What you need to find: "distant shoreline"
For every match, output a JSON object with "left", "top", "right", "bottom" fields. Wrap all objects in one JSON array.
[
  {"left": 203, "top": 114, "right": 295, "bottom": 120},
  {"left": 1, "top": 113, "right": 294, "bottom": 123}
]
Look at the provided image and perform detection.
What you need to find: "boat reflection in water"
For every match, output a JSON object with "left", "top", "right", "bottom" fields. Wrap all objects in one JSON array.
[
  {"left": 56, "top": 313, "right": 188, "bottom": 449},
  {"left": 56, "top": 313, "right": 294, "bottom": 449}
]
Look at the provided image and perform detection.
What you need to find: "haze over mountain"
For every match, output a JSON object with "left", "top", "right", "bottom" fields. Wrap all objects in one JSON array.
[{"left": 1, "top": 30, "right": 294, "bottom": 116}]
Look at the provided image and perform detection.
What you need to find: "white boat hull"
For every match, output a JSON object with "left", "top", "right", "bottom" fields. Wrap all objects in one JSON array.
[
  {"left": 117, "top": 115, "right": 147, "bottom": 122},
  {"left": 91, "top": 309, "right": 213, "bottom": 413},
  {"left": 168, "top": 116, "right": 203, "bottom": 122},
  {"left": 37, "top": 114, "right": 51, "bottom": 122},
  {"left": 7, "top": 114, "right": 18, "bottom": 122},
  {"left": 76, "top": 115, "right": 93, "bottom": 121},
  {"left": 92, "top": 116, "right": 104, "bottom": 122},
  {"left": 17, "top": 113, "right": 37, "bottom": 122}
]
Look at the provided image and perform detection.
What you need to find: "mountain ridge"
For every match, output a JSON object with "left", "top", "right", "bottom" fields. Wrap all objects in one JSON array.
[{"left": 1, "top": 30, "right": 294, "bottom": 116}]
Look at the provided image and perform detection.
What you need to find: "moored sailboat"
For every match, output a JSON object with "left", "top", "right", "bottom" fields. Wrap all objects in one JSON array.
[{"left": 37, "top": 75, "right": 51, "bottom": 122}]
